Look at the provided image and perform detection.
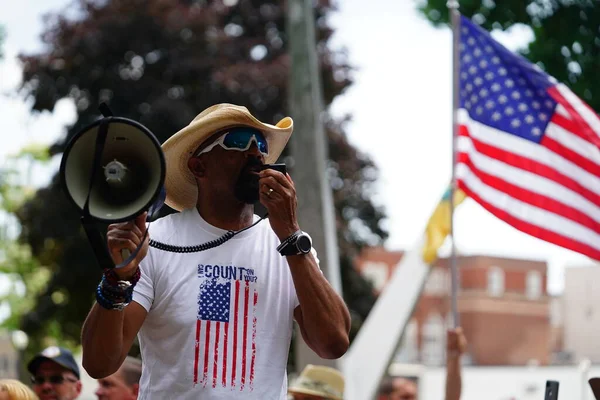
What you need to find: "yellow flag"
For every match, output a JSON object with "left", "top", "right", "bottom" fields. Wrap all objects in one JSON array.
[{"left": 421, "top": 186, "right": 467, "bottom": 264}]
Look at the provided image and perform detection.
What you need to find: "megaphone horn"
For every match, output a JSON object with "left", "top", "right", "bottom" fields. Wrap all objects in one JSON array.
[
  {"left": 60, "top": 105, "right": 166, "bottom": 223},
  {"left": 60, "top": 104, "right": 166, "bottom": 269}
]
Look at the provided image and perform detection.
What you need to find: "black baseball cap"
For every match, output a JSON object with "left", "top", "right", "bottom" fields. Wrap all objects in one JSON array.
[{"left": 27, "top": 346, "right": 80, "bottom": 379}]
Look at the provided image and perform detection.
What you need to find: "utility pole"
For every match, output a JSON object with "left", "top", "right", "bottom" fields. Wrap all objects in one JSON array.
[{"left": 286, "top": 0, "right": 342, "bottom": 371}]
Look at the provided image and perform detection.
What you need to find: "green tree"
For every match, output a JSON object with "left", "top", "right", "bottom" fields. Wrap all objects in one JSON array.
[
  {"left": 0, "top": 145, "right": 63, "bottom": 354},
  {"left": 0, "top": 27, "right": 53, "bottom": 356},
  {"left": 419, "top": 0, "right": 600, "bottom": 110},
  {"left": 15, "top": 0, "right": 386, "bottom": 363}
]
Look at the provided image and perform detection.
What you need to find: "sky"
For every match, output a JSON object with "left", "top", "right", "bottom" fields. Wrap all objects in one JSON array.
[{"left": 0, "top": 0, "right": 596, "bottom": 295}]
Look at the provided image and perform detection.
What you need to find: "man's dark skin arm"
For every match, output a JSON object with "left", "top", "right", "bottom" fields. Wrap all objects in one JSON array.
[
  {"left": 258, "top": 169, "right": 351, "bottom": 359},
  {"left": 81, "top": 214, "right": 149, "bottom": 378}
]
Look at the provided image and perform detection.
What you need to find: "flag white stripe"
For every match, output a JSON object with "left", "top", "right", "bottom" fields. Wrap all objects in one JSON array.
[
  {"left": 226, "top": 289, "right": 236, "bottom": 387},
  {"left": 459, "top": 109, "right": 600, "bottom": 194},
  {"left": 240, "top": 284, "right": 253, "bottom": 389},
  {"left": 456, "top": 163, "right": 600, "bottom": 250},
  {"left": 458, "top": 135, "right": 600, "bottom": 223},
  {"left": 219, "top": 320, "right": 227, "bottom": 388},
  {"left": 546, "top": 122, "right": 600, "bottom": 164},
  {"left": 556, "top": 84, "right": 600, "bottom": 137},
  {"left": 555, "top": 104, "right": 571, "bottom": 119},
  {"left": 233, "top": 282, "right": 246, "bottom": 388}
]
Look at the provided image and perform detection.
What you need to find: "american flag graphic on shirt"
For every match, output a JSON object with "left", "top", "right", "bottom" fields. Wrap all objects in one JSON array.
[{"left": 193, "top": 264, "right": 258, "bottom": 391}]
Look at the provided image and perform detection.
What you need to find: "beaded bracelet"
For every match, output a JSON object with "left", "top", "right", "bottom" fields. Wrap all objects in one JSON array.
[
  {"left": 96, "top": 285, "right": 131, "bottom": 311},
  {"left": 103, "top": 267, "right": 141, "bottom": 286},
  {"left": 95, "top": 268, "right": 140, "bottom": 311},
  {"left": 100, "top": 275, "right": 135, "bottom": 297},
  {"left": 99, "top": 284, "right": 131, "bottom": 303}
]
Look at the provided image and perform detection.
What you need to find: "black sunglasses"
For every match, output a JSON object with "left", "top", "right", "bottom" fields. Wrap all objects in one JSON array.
[{"left": 31, "top": 375, "right": 78, "bottom": 385}]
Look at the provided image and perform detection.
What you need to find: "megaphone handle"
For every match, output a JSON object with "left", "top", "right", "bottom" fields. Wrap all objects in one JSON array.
[
  {"left": 114, "top": 191, "right": 164, "bottom": 268},
  {"left": 115, "top": 225, "right": 150, "bottom": 269}
]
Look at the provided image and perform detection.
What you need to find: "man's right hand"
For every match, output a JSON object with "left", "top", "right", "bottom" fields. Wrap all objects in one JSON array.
[
  {"left": 447, "top": 327, "right": 467, "bottom": 358},
  {"left": 107, "top": 212, "right": 149, "bottom": 279}
]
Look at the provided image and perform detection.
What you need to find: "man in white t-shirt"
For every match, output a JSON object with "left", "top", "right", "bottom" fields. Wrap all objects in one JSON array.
[{"left": 81, "top": 103, "right": 351, "bottom": 399}]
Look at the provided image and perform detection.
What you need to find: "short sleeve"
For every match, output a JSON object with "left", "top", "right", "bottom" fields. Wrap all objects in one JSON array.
[
  {"left": 132, "top": 250, "right": 155, "bottom": 312},
  {"left": 292, "top": 247, "right": 321, "bottom": 309}
]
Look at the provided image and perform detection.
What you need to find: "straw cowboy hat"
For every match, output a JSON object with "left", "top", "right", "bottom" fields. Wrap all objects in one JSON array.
[
  {"left": 288, "top": 364, "right": 345, "bottom": 400},
  {"left": 161, "top": 103, "right": 293, "bottom": 211}
]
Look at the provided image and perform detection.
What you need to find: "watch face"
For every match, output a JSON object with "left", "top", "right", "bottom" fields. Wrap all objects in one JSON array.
[{"left": 297, "top": 235, "right": 312, "bottom": 253}]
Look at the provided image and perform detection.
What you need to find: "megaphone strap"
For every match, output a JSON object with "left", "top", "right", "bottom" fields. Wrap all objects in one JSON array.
[
  {"left": 148, "top": 214, "right": 267, "bottom": 254},
  {"left": 82, "top": 118, "right": 110, "bottom": 216},
  {"left": 149, "top": 231, "right": 235, "bottom": 253}
]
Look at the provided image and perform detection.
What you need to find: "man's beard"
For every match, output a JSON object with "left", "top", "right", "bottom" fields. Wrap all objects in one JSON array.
[{"left": 234, "top": 158, "right": 262, "bottom": 204}]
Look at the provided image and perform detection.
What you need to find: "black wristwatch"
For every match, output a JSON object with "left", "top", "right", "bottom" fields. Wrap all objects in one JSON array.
[{"left": 277, "top": 231, "right": 312, "bottom": 256}]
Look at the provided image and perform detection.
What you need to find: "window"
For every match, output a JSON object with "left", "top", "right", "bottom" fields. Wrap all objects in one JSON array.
[
  {"left": 487, "top": 266, "right": 505, "bottom": 297},
  {"left": 395, "top": 318, "right": 418, "bottom": 363},
  {"left": 361, "top": 261, "right": 388, "bottom": 292},
  {"left": 421, "top": 313, "right": 445, "bottom": 365},
  {"left": 526, "top": 270, "right": 542, "bottom": 300}
]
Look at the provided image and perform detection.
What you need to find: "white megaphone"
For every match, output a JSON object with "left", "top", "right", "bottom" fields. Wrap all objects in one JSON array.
[{"left": 60, "top": 103, "right": 166, "bottom": 269}]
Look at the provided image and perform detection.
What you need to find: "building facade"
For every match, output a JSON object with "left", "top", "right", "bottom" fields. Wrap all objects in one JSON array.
[
  {"left": 561, "top": 265, "right": 600, "bottom": 363},
  {"left": 355, "top": 247, "right": 551, "bottom": 366}
]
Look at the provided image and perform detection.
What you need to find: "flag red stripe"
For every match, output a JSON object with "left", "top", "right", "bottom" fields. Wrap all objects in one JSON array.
[
  {"left": 250, "top": 291, "right": 258, "bottom": 388},
  {"left": 549, "top": 86, "right": 600, "bottom": 148},
  {"left": 241, "top": 282, "right": 250, "bottom": 390},
  {"left": 459, "top": 126, "right": 600, "bottom": 207},
  {"left": 213, "top": 321, "right": 220, "bottom": 388},
  {"left": 457, "top": 179, "right": 600, "bottom": 260},
  {"left": 542, "top": 134, "right": 600, "bottom": 178},
  {"left": 203, "top": 320, "right": 211, "bottom": 386},
  {"left": 552, "top": 111, "right": 595, "bottom": 144},
  {"left": 457, "top": 152, "right": 600, "bottom": 233},
  {"left": 222, "top": 322, "right": 228, "bottom": 387},
  {"left": 193, "top": 320, "right": 201, "bottom": 384},
  {"left": 456, "top": 19, "right": 600, "bottom": 261},
  {"left": 231, "top": 280, "right": 240, "bottom": 388}
]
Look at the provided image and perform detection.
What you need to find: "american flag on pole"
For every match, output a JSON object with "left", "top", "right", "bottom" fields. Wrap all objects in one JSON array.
[
  {"left": 457, "top": 15, "right": 600, "bottom": 260},
  {"left": 193, "top": 272, "right": 258, "bottom": 391}
]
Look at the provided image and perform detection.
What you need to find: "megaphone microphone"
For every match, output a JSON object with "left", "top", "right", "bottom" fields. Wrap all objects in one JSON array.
[{"left": 60, "top": 103, "right": 166, "bottom": 270}]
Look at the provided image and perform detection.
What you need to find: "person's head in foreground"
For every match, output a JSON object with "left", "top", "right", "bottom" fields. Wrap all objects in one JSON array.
[
  {"left": 95, "top": 356, "right": 141, "bottom": 400},
  {"left": 0, "top": 379, "right": 38, "bottom": 400},
  {"left": 379, "top": 376, "right": 418, "bottom": 400},
  {"left": 288, "top": 364, "right": 344, "bottom": 400},
  {"left": 27, "top": 346, "right": 82, "bottom": 400}
]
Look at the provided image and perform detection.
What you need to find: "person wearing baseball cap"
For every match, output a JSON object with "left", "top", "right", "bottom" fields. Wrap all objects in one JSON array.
[{"left": 27, "top": 346, "right": 82, "bottom": 400}]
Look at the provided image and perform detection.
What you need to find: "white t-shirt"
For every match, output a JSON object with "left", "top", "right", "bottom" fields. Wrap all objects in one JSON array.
[{"left": 133, "top": 208, "right": 315, "bottom": 399}]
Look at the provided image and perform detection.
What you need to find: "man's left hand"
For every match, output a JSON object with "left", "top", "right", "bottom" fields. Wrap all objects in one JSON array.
[{"left": 258, "top": 169, "right": 300, "bottom": 241}]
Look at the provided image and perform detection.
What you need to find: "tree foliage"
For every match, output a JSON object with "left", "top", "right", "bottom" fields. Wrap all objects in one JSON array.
[
  {"left": 14, "top": 0, "right": 387, "bottom": 362},
  {"left": 419, "top": 0, "right": 600, "bottom": 110},
  {"left": 0, "top": 147, "right": 64, "bottom": 355}
]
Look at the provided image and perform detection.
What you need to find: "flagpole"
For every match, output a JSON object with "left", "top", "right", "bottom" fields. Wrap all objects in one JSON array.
[{"left": 447, "top": 0, "right": 461, "bottom": 328}]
